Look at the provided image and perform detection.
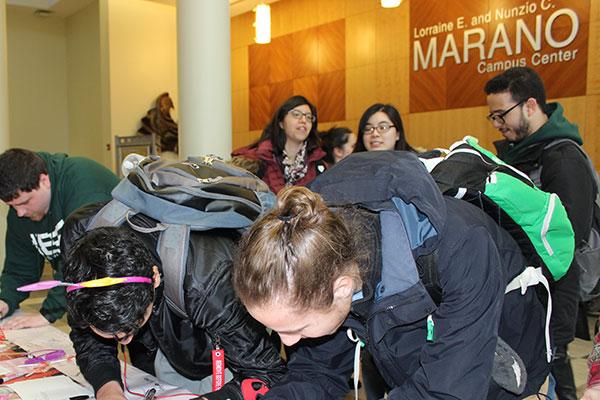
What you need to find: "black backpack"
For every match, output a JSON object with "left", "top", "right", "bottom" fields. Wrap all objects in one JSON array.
[{"left": 529, "top": 138, "right": 600, "bottom": 302}]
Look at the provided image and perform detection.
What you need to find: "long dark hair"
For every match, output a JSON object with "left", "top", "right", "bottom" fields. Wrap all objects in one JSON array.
[
  {"left": 256, "top": 95, "right": 320, "bottom": 156},
  {"left": 355, "top": 103, "right": 414, "bottom": 153}
]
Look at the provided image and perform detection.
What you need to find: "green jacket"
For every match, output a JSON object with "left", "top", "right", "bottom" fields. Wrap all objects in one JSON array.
[
  {"left": 495, "top": 103, "right": 582, "bottom": 164},
  {"left": 0, "top": 153, "right": 118, "bottom": 322}
]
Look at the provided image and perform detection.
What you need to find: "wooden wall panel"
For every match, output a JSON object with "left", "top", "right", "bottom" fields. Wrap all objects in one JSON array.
[
  {"left": 231, "top": 11, "right": 254, "bottom": 49},
  {"left": 585, "top": 95, "right": 600, "bottom": 169},
  {"left": 346, "top": 65, "right": 377, "bottom": 120},
  {"left": 318, "top": 20, "right": 345, "bottom": 74},
  {"left": 269, "top": 35, "right": 293, "bottom": 84},
  {"left": 589, "top": 0, "right": 600, "bottom": 94},
  {"left": 293, "top": 76, "right": 319, "bottom": 108},
  {"left": 288, "top": 0, "right": 317, "bottom": 33},
  {"left": 248, "top": 19, "right": 346, "bottom": 131},
  {"left": 406, "top": 111, "right": 448, "bottom": 151},
  {"left": 270, "top": 80, "right": 294, "bottom": 114},
  {"left": 346, "top": 0, "right": 375, "bottom": 17},
  {"left": 232, "top": 89, "right": 249, "bottom": 134},
  {"left": 559, "top": 97, "right": 588, "bottom": 140},
  {"left": 231, "top": 47, "right": 248, "bottom": 92},
  {"left": 233, "top": 0, "right": 600, "bottom": 165},
  {"left": 318, "top": 71, "right": 345, "bottom": 121},
  {"left": 375, "top": 59, "right": 409, "bottom": 115},
  {"left": 249, "top": 85, "right": 271, "bottom": 131},
  {"left": 345, "top": 11, "right": 376, "bottom": 69},
  {"left": 248, "top": 44, "right": 270, "bottom": 87},
  {"left": 317, "top": 0, "right": 347, "bottom": 25},
  {"left": 375, "top": 5, "right": 405, "bottom": 63},
  {"left": 293, "top": 27, "right": 320, "bottom": 78}
]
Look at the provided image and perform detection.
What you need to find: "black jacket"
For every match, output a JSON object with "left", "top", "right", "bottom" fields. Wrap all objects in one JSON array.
[
  {"left": 264, "top": 151, "right": 549, "bottom": 399},
  {"left": 62, "top": 203, "right": 286, "bottom": 399},
  {"left": 495, "top": 102, "right": 595, "bottom": 345}
]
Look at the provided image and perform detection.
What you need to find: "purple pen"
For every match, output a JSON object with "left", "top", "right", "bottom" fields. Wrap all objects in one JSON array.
[{"left": 24, "top": 349, "right": 66, "bottom": 365}]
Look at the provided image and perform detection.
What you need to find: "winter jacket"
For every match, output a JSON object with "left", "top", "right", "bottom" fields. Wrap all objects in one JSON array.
[
  {"left": 61, "top": 203, "right": 286, "bottom": 399},
  {"left": 495, "top": 102, "right": 594, "bottom": 345},
  {"left": 264, "top": 151, "right": 549, "bottom": 399},
  {"left": 231, "top": 140, "right": 327, "bottom": 194},
  {"left": 0, "top": 153, "right": 118, "bottom": 322}
]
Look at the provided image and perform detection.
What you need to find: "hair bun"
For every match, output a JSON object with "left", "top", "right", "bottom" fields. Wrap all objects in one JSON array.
[{"left": 276, "top": 187, "right": 327, "bottom": 227}]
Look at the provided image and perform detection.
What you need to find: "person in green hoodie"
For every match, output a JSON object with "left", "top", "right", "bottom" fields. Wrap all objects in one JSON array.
[
  {"left": 0, "top": 149, "right": 119, "bottom": 329},
  {"left": 485, "top": 67, "right": 595, "bottom": 400}
]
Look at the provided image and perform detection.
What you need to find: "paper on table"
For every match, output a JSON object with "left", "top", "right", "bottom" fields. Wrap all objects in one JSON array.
[
  {"left": 5, "top": 326, "right": 75, "bottom": 354},
  {"left": 3, "top": 326, "right": 88, "bottom": 387},
  {"left": 6, "top": 375, "right": 92, "bottom": 400}
]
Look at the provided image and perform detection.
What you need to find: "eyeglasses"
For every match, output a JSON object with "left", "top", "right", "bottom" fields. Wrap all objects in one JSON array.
[
  {"left": 363, "top": 123, "right": 396, "bottom": 135},
  {"left": 486, "top": 100, "right": 524, "bottom": 125},
  {"left": 288, "top": 109, "right": 316, "bottom": 123}
]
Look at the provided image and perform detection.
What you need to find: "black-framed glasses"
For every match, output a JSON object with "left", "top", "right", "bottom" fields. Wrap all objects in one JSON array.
[
  {"left": 487, "top": 100, "right": 525, "bottom": 125},
  {"left": 363, "top": 123, "right": 395, "bottom": 135},
  {"left": 288, "top": 109, "right": 316, "bottom": 123}
]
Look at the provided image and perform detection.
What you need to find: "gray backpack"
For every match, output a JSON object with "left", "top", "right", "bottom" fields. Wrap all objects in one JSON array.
[
  {"left": 530, "top": 139, "right": 600, "bottom": 302},
  {"left": 86, "top": 155, "right": 276, "bottom": 318}
]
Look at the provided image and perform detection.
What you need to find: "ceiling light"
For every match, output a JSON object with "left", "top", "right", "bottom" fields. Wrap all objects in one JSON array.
[
  {"left": 254, "top": 3, "right": 271, "bottom": 44},
  {"left": 381, "top": 0, "right": 402, "bottom": 8}
]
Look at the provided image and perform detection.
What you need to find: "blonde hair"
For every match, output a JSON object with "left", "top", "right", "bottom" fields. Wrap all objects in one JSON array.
[{"left": 233, "top": 186, "right": 360, "bottom": 311}]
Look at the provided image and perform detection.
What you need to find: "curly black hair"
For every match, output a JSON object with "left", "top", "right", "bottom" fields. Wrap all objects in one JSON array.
[{"left": 64, "top": 226, "right": 156, "bottom": 335}]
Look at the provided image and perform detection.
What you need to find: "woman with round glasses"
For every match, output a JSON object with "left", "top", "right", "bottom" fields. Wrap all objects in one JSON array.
[
  {"left": 355, "top": 103, "right": 416, "bottom": 153},
  {"left": 232, "top": 95, "right": 327, "bottom": 194}
]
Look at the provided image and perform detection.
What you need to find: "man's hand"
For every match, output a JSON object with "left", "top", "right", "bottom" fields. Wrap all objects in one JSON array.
[
  {"left": 96, "top": 381, "right": 126, "bottom": 400},
  {"left": 0, "top": 310, "right": 49, "bottom": 329},
  {"left": 582, "top": 387, "right": 600, "bottom": 400}
]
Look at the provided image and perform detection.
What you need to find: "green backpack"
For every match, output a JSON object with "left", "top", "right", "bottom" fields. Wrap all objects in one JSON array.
[{"left": 429, "top": 136, "right": 575, "bottom": 282}]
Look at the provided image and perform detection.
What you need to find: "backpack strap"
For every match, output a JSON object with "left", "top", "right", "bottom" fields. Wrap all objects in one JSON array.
[
  {"left": 505, "top": 266, "right": 552, "bottom": 362},
  {"left": 87, "top": 199, "right": 134, "bottom": 230},
  {"left": 156, "top": 224, "right": 190, "bottom": 319},
  {"left": 531, "top": 138, "right": 599, "bottom": 196},
  {"left": 546, "top": 139, "right": 600, "bottom": 202},
  {"left": 86, "top": 199, "right": 190, "bottom": 320}
]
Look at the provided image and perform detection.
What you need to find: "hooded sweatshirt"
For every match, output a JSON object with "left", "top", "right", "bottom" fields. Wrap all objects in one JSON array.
[
  {"left": 494, "top": 103, "right": 582, "bottom": 164},
  {"left": 0, "top": 153, "right": 118, "bottom": 322}
]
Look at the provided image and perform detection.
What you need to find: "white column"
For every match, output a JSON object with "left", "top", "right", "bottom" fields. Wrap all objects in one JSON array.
[
  {"left": 177, "top": 0, "right": 231, "bottom": 159},
  {"left": 0, "top": 0, "right": 8, "bottom": 265}
]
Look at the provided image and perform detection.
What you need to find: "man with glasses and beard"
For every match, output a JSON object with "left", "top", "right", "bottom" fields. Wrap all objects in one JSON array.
[{"left": 485, "top": 67, "right": 594, "bottom": 400}]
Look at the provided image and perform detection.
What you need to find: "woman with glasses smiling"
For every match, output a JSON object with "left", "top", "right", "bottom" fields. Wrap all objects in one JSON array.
[
  {"left": 355, "top": 103, "right": 416, "bottom": 153},
  {"left": 232, "top": 95, "right": 327, "bottom": 194}
]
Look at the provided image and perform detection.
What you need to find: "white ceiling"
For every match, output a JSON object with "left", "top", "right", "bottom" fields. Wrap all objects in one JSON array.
[{"left": 6, "top": 0, "right": 280, "bottom": 18}]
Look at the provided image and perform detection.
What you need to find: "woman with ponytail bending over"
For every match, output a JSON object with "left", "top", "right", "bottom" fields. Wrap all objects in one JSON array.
[{"left": 233, "top": 151, "right": 550, "bottom": 400}]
